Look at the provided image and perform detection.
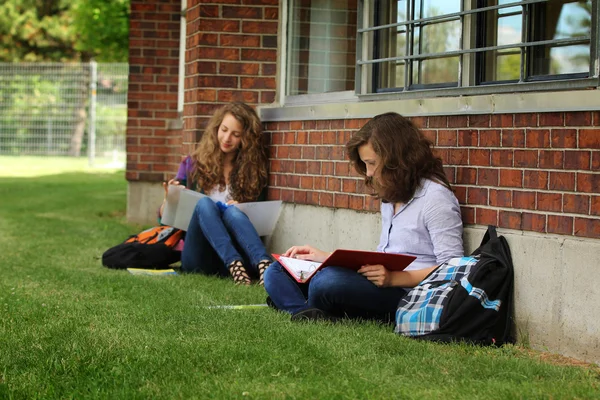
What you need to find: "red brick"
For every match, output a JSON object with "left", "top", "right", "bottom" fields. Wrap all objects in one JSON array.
[
  {"left": 319, "top": 192, "right": 333, "bottom": 207},
  {"left": 480, "top": 130, "right": 501, "bottom": 147},
  {"left": 321, "top": 130, "right": 336, "bottom": 145},
  {"left": 309, "top": 132, "right": 323, "bottom": 145},
  {"left": 524, "top": 170, "right": 548, "bottom": 189},
  {"left": 478, "top": 168, "right": 499, "bottom": 186},
  {"left": 334, "top": 193, "right": 349, "bottom": 208},
  {"left": 322, "top": 162, "right": 334, "bottom": 175},
  {"left": 456, "top": 167, "right": 477, "bottom": 184},
  {"left": 513, "top": 191, "right": 536, "bottom": 210},
  {"left": 294, "top": 160, "right": 307, "bottom": 174},
  {"left": 502, "top": 129, "right": 525, "bottom": 147},
  {"left": 550, "top": 128, "right": 577, "bottom": 149},
  {"left": 579, "top": 129, "right": 600, "bottom": 149},
  {"left": 264, "top": 7, "right": 279, "bottom": 19},
  {"left": 491, "top": 150, "right": 513, "bottom": 167},
  {"left": 574, "top": 218, "right": 600, "bottom": 238},
  {"left": 448, "top": 115, "right": 468, "bottom": 128},
  {"left": 591, "top": 196, "right": 600, "bottom": 216},
  {"left": 302, "top": 147, "right": 316, "bottom": 160},
  {"left": 577, "top": 172, "right": 600, "bottom": 193},
  {"left": 539, "top": 150, "right": 564, "bottom": 169},
  {"left": 327, "top": 177, "right": 341, "bottom": 191},
  {"left": 521, "top": 213, "right": 546, "bottom": 233},
  {"left": 593, "top": 151, "right": 600, "bottom": 170},
  {"left": 526, "top": 129, "right": 550, "bottom": 148},
  {"left": 491, "top": 114, "right": 514, "bottom": 128},
  {"left": 565, "top": 111, "right": 592, "bottom": 126},
  {"left": 222, "top": 5, "right": 261, "bottom": 19},
  {"left": 458, "top": 130, "right": 478, "bottom": 146},
  {"left": 467, "top": 188, "right": 488, "bottom": 205},
  {"left": 469, "top": 115, "right": 490, "bottom": 128},
  {"left": 489, "top": 189, "right": 512, "bottom": 207},
  {"left": 335, "top": 162, "right": 351, "bottom": 177},
  {"left": 428, "top": 116, "right": 447, "bottom": 128},
  {"left": 539, "top": 112, "right": 564, "bottom": 127},
  {"left": 547, "top": 215, "right": 573, "bottom": 235},
  {"left": 548, "top": 172, "right": 575, "bottom": 191},
  {"left": 564, "top": 151, "right": 591, "bottom": 170},
  {"left": 444, "top": 167, "right": 456, "bottom": 184},
  {"left": 280, "top": 189, "right": 294, "bottom": 202},
  {"left": 342, "top": 179, "right": 357, "bottom": 193},
  {"left": 294, "top": 190, "right": 308, "bottom": 204},
  {"left": 365, "top": 196, "right": 380, "bottom": 212},
  {"left": 241, "top": 48, "right": 277, "bottom": 62},
  {"left": 410, "top": 116, "right": 427, "bottom": 129},
  {"left": 198, "top": 19, "right": 240, "bottom": 32},
  {"left": 563, "top": 194, "right": 590, "bottom": 214},
  {"left": 314, "top": 176, "right": 327, "bottom": 191},
  {"left": 241, "top": 77, "right": 276, "bottom": 89},
  {"left": 514, "top": 113, "right": 538, "bottom": 127},
  {"left": 199, "top": 5, "right": 219, "bottom": 17},
  {"left": 219, "top": 62, "right": 260, "bottom": 75},
  {"left": 537, "top": 192, "right": 562, "bottom": 212},
  {"left": 499, "top": 169, "right": 523, "bottom": 188},
  {"left": 437, "top": 130, "right": 457, "bottom": 146},
  {"left": 242, "top": 20, "right": 277, "bottom": 34},
  {"left": 448, "top": 149, "right": 469, "bottom": 165},
  {"left": 461, "top": 206, "right": 475, "bottom": 224},
  {"left": 499, "top": 211, "right": 522, "bottom": 230},
  {"left": 513, "top": 150, "right": 538, "bottom": 168},
  {"left": 349, "top": 195, "right": 365, "bottom": 210},
  {"left": 476, "top": 208, "right": 498, "bottom": 225},
  {"left": 453, "top": 185, "right": 467, "bottom": 203}
]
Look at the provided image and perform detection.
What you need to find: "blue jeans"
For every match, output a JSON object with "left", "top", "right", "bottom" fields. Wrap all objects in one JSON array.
[
  {"left": 263, "top": 262, "right": 407, "bottom": 322},
  {"left": 181, "top": 197, "right": 271, "bottom": 277}
]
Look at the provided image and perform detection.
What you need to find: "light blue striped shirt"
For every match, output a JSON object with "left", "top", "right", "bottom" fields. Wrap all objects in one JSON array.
[{"left": 377, "top": 179, "right": 464, "bottom": 271}]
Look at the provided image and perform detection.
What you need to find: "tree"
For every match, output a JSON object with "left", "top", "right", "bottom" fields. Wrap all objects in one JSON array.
[
  {"left": 0, "top": 0, "right": 130, "bottom": 156},
  {"left": 0, "top": 0, "right": 130, "bottom": 62}
]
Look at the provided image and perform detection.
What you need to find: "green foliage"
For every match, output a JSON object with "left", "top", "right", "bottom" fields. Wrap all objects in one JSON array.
[
  {"left": 0, "top": 157, "right": 599, "bottom": 399},
  {"left": 0, "top": 0, "right": 129, "bottom": 62}
]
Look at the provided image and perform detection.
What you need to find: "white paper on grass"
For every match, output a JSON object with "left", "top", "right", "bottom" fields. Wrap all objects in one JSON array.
[{"left": 161, "top": 184, "right": 282, "bottom": 236}]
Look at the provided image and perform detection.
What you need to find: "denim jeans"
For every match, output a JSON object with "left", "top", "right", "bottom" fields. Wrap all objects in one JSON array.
[
  {"left": 181, "top": 197, "right": 271, "bottom": 277},
  {"left": 263, "top": 262, "right": 407, "bottom": 322}
]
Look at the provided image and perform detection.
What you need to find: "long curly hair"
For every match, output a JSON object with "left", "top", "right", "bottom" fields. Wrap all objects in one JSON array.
[
  {"left": 346, "top": 112, "right": 450, "bottom": 203},
  {"left": 190, "top": 102, "right": 268, "bottom": 202}
]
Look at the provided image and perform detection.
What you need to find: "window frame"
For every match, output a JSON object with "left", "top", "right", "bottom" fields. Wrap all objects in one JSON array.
[{"left": 356, "top": 0, "right": 600, "bottom": 100}]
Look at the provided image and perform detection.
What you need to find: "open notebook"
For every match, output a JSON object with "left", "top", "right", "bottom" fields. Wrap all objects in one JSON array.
[
  {"left": 274, "top": 250, "right": 417, "bottom": 284},
  {"left": 161, "top": 185, "right": 282, "bottom": 236}
]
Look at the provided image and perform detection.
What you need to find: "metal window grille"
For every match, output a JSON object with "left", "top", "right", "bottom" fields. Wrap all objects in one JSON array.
[
  {"left": 0, "top": 62, "right": 128, "bottom": 167},
  {"left": 357, "top": 0, "right": 598, "bottom": 96}
]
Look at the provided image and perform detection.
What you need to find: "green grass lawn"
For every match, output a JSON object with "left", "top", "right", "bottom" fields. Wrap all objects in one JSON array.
[{"left": 1, "top": 157, "right": 599, "bottom": 399}]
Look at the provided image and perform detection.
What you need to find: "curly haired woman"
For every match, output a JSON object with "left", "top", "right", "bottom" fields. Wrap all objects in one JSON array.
[
  {"left": 264, "top": 112, "right": 464, "bottom": 321},
  {"left": 160, "top": 102, "right": 272, "bottom": 285}
]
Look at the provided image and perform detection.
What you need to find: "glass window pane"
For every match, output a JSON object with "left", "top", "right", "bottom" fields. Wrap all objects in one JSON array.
[
  {"left": 286, "top": 0, "right": 357, "bottom": 96},
  {"left": 412, "top": 56, "right": 459, "bottom": 85},
  {"left": 414, "top": 0, "right": 460, "bottom": 18},
  {"left": 529, "top": 0, "right": 591, "bottom": 77}
]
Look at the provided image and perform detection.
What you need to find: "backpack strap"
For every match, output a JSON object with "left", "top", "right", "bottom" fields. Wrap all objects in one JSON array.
[{"left": 471, "top": 225, "right": 497, "bottom": 256}]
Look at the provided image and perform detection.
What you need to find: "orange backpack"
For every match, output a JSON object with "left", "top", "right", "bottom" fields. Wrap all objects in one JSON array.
[{"left": 102, "top": 226, "right": 185, "bottom": 269}]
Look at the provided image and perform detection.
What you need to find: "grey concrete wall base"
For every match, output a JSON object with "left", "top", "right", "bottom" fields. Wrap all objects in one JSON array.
[
  {"left": 269, "top": 203, "right": 600, "bottom": 365},
  {"left": 126, "top": 181, "right": 164, "bottom": 225}
]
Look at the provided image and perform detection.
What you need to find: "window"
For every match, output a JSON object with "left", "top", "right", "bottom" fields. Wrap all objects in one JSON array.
[
  {"left": 358, "top": 0, "right": 597, "bottom": 95},
  {"left": 286, "top": 0, "right": 358, "bottom": 96}
]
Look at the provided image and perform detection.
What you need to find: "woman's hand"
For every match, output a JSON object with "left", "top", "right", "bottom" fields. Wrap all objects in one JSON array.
[
  {"left": 226, "top": 200, "right": 239, "bottom": 205},
  {"left": 357, "top": 264, "right": 391, "bottom": 287},
  {"left": 283, "top": 245, "right": 330, "bottom": 263},
  {"left": 162, "top": 179, "right": 183, "bottom": 198}
]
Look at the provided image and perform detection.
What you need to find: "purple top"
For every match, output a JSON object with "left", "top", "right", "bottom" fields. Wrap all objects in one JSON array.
[{"left": 377, "top": 179, "right": 464, "bottom": 271}]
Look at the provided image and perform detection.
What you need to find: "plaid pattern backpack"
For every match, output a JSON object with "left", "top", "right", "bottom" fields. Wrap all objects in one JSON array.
[{"left": 395, "top": 226, "right": 515, "bottom": 346}]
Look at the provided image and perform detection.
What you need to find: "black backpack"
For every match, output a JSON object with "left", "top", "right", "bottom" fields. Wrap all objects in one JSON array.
[
  {"left": 395, "top": 225, "right": 514, "bottom": 346},
  {"left": 102, "top": 226, "right": 185, "bottom": 270}
]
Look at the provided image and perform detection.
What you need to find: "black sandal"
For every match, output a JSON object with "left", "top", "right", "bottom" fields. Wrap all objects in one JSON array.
[
  {"left": 257, "top": 260, "right": 272, "bottom": 286},
  {"left": 228, "top": 260, "right": 251, "bottom": 285}
]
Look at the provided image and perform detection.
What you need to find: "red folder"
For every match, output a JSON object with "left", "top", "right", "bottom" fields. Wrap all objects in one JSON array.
[{"left": 274, "top": 250, "right": 416, "bottom": 284}]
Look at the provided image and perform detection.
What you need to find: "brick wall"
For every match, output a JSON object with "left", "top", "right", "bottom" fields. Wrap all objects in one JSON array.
[
  {"left": 126, "top": 0, "right": 183, "bottom": 183},
  {"left": 182, "top": 0, "right": 279, "bottom": 153},
  {"left": 265, "top": 111, "right": 600, "bottom": 239}
]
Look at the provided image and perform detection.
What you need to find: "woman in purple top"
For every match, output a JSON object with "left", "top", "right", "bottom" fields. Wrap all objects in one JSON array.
[
  {"left": 264, "top": 112, "right": 464, "bottom": 322},
  {"left": 159, "top": 102, "right": 272, "bottom": 285}
]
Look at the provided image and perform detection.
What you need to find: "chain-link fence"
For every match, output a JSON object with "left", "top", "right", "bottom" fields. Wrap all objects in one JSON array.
[{"left": 0, "top": 62, "right": 127, "bottom": 167}]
